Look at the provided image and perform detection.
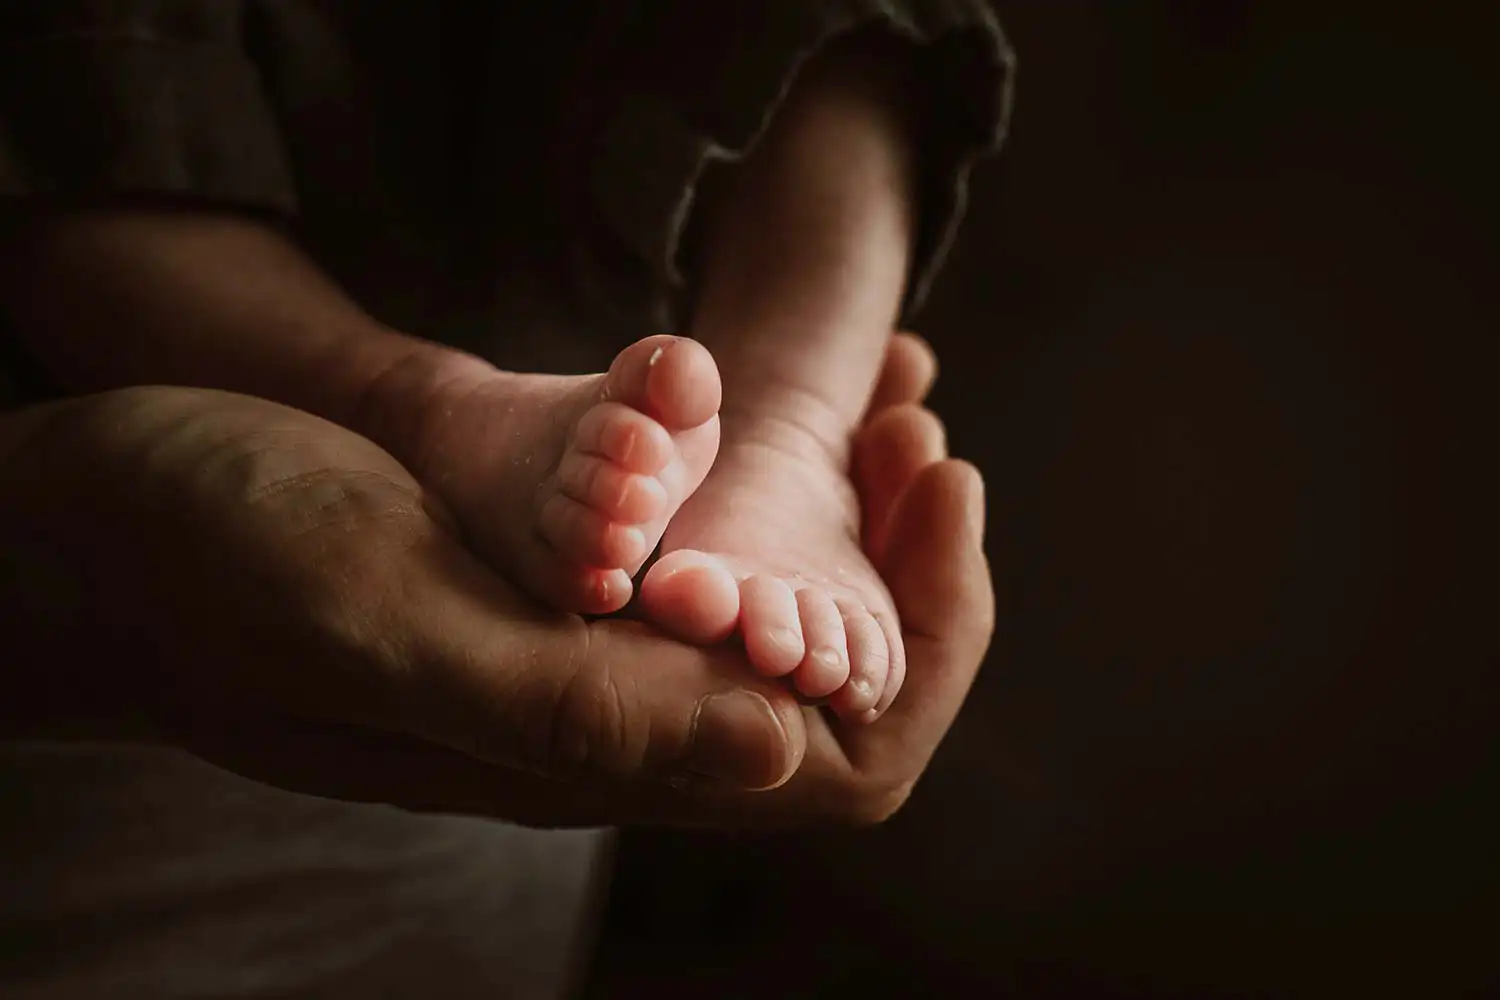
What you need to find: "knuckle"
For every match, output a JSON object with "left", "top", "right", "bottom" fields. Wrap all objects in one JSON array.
[{"left": 537, "top": 626, "right": 644, "bottom": 778}]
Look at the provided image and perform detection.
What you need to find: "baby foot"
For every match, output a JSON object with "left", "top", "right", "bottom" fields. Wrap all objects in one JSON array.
[
  {"left": 638, "top": 422, "right": 903, "bottom": 724},
  {"left": 406, "top": 335, "right": 721, "bottom": 614}
]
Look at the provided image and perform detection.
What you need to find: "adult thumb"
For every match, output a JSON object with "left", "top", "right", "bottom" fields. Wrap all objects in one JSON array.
[{"left": 387, "top": 538, "right": 809, "bottom": 792}]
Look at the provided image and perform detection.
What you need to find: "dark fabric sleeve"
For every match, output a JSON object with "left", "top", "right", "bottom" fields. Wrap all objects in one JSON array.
[
  {"left": 557, "top": 0, "right": 1015, "bottom": 327},
  {"left": 0, "top": 1, "right": 295, "bottom": 213}
]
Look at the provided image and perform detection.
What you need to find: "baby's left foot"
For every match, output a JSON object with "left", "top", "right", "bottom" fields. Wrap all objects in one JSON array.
[
  {"left": 638, "top": 421, "right": 903, "bottom": 724},
  {"left": 393, "top": 335, "right": 721, "bottom": 615}
]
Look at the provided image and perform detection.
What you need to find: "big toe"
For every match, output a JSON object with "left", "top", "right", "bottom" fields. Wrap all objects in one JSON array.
[
  {"left": 639, "top": 550, "right": 740, "bottom": 645},
  {"left": 604, "top": 335, "right": 721, "bottom": 430}
]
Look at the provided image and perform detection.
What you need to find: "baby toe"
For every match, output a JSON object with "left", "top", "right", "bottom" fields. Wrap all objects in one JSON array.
[
  {"left": 556, "top": 450, "right": 667, "bottom": 525},
  {"left": 603, "top": 335, "right": 722, "bottom": 431},
  {"left": 569, "top": 567, "right": 636, "bottom": 617},
  {"left": 792, "top": 588, "right": 850, "bottom": 700},
  {"left": 639, "top": 550, "right": 741, "bottom": 645},
  {"left": 870, "top": 613, "right": 908, "bottom": 720},
  {"left": 828, "top": 599, "right": 890, "bottom": 722},
  {"left": 538, "top": 493, "right": 649, "bottom": 570},
  {"left": 523, "top": 560, "right": 635, "bottom": 618},
  {"left": 574, "top": 402, "right": 675, "bottom": 476},
  {"left": 738, "top": 575, "right": 805, "bottom": 677}
]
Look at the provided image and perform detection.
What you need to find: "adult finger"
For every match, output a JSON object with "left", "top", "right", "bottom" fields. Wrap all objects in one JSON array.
[
  {"left": 852, "top": 460, "right": 993, "bottom": 770},
  {"left": 853, "top": 402, "right": 948, "bottom": 561},
  {"left": 865, "top": 331, "right": 938, "bottom": 416}
]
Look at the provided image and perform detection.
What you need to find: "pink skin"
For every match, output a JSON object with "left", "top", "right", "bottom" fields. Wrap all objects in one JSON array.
[
  {"left": 635, "top": 334, "right": 941, "bottom": 726},
  {"left": 637, "top": 442, "right": 901, "bottom": 725},
  {"left": 407, "top": 335, "right": 720, "bottom": 615}
]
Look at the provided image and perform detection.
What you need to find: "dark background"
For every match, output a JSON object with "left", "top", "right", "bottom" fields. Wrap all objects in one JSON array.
[{"left": 588, "top": 3, "right": 1499, "bottom": 996}]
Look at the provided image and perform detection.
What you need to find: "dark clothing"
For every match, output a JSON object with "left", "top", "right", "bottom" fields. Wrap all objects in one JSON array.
[
  {"left": 0, "top": 2, "right": 1013, "bottom": 996},
  {"left": 1, "top": 0, "right": 1013, "bottom": 369}
]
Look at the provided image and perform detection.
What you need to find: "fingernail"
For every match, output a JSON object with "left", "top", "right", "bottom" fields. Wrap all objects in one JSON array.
[{"left": 687, "top": 690, "right": 792, "bottom": 790}]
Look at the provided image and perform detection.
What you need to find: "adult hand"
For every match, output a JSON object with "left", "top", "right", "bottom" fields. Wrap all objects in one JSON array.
[{"left": 0, "top": 335, "right": 989, "bottom": 828}]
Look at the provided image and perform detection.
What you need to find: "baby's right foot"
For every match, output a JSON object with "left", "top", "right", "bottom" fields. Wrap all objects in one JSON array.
[{"left": 398, "top": 335, "right": 721, "bottom": 614}]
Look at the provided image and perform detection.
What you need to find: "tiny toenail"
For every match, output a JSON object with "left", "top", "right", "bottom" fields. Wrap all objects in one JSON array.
[
  {"left": 859, "top": 708, "right": 881, "bottom": 725},
  {"left": 812, "top": 646, "right": 845, "bottom": 669},
  {"left": 850, "top": 678, "right": 876, "bottom": 703}
]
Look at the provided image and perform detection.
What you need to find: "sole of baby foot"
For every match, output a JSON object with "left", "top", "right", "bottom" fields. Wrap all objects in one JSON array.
[
  {"left": 412, "top": 335, "right": 721, "bottom": 616},
  {"left": 638, "top": 442, "right": 903, "bottom": 724}
]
